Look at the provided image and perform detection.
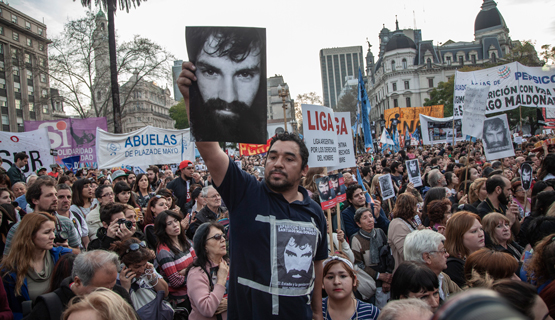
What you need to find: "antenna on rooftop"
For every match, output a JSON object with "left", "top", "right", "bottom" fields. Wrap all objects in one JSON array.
[{"left": 413, "top": 10, "right": 417, "bottom": 30}]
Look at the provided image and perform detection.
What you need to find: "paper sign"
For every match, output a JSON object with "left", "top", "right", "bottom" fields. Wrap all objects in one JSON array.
[
  {"left": 302, "top": 104, "right": 339, "bottom": 168},
  {"left": 521, "top": 163, "right": 533, "bottom": 191},
  {"left": 328, "top": 112, "right": 356, "bottom": 171},
  {"left": 329, "top": 173, "right": 347, "bottom": 203},
  {"left": 0, "top": 128, "right": 54, "bottom": 174},
  {"left": 406, "top": 159, "right": 423, "bottom": 187},
  {"left": 482, "top": 114, "right": 515, "bottom": 161},
  {"left": 461, "top": 86, "right": 489, "bottom": 138},
  {"left": 378, "top": 174, "right": 395, "bottom": 200},
  {"left": 315, "top": 176, "right": 336, "bottom": 210},
  {"left": 419, "top": 115, "right": 464, "bottom": 145}
]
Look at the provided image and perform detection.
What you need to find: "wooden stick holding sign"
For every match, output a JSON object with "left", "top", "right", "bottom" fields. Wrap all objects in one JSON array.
[
  {"left": 327, "top": 208, "right": 334, "bottom": 256},
  {"left": 520, "top": 163, "right": 533, "bottom": 220},
  {"left": 336, "top": 202, "right": 342, "bottom": 254}
]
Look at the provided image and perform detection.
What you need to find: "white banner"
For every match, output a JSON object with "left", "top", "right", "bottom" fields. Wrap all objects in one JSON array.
[
  {"left": 0, "top": 128, "right": 54, "bottom": 174},
  {"left": 482, "top": 114, "right": 515, "bottom": 161},
  {"left": 462, "top": 85, "right": 489, "bottom": 139},
  {"left": 96, "top": 126, "right": 195, "bottom": 169},
  {"left": 328, "top": 112, "right": 356, "bottom": 171},
  {"left": 454, "top": 62, "right": 555, "bottom": 118},
  {"left": 419, "top": 115, "right": 464, "bottom": 145},
  {"left": 302, "top": 104, "right": 339, "bottom": 168}
]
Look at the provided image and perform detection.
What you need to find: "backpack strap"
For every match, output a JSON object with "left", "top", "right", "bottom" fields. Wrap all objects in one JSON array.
[{"left": 36, "top": 291, "right": 63, "bottom": 320}]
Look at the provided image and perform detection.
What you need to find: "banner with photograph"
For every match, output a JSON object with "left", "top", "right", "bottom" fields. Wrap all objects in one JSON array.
[
  {"left": 96, "top": 126, "right": 195, "bottom": 169},
  {"left": 453, "top": 62, "right": 555, "bottom": 118},
  {"left": 302, "top": 104, "right": 339, "bottom": 168},
  {"left": 419, "top": 115, "right": 464, "bottom": 145},
  {"left": 461, "top": 86, "right": 489, "bottom": 139},
  {"left": 405, "top": 159, "right": 423, "bottom": 187},
  {"left": 24, "top": 117, "right": 107, "bottom": 168},
  {"left": 328, "top": 112, "right": 356, "bottom": 171},
  {"left": 384, "top": 105, "right": 444, "bottom": 135},
  {"left": 0, "top": 128, "right": 54, "bottom": 174},
  {"left": 482, "top": 114, "right": 515, "bottom": 161},
  {"left": 378, "top": 174, "right": 395, "bottom": 201},
  {"left": 315, "top": 176, "right": 336, "bottom": 210}
]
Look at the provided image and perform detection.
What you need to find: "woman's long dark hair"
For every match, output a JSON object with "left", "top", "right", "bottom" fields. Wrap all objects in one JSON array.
[
  {"left": 114, "top": 181, "right": 138, "bottom": 208},
  {"left": 154, "top": 210, "right": 190, "bottom": 254},
  {"left": 71, "top": 178, "right": 92, "bottom": 207},
  {"left": 47, "top": 253, "right": 77, "bottom": 292},
  {"left": 133, "top": 173, "right": 151, "bottom": 194},
  {"left": 185, "top": 221, "right": 226, "bottom": 277}
]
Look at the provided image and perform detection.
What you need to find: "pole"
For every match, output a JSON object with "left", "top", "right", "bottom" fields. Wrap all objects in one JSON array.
[
  {"left": 519, "top": 105, "right": 523, "bottom": 134},
  {"left": 336, "top": 202, "right": 342, "bottom": 253},
  {"left": 452, "top": 116, "right": 455, "bottom": 147},
  {"left": 327, "top": 208, "right": 334, "bottom": 255},
  {"left": 283, "top": 103, "right": 288, "bottom": 132}
]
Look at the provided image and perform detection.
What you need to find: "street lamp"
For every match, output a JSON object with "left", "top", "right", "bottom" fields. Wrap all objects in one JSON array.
[{"left": 277, "top": 83, "right": 289, "bottom": 132}]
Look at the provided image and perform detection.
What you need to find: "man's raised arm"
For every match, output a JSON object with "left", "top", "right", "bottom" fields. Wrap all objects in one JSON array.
[{"left": 177, "top": 62, "right": 229, "bottom": 186}]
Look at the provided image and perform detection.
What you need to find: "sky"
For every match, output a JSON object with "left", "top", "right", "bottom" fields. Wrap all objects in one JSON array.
[{"left": 7, "top": 0, "right": 555, "bottom": 102}]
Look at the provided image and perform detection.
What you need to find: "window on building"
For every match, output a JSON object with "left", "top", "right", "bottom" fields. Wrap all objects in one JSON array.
[
  {"left": 428, "top": 78, "right": 434, "bottom": 88},
  {"left": 393, "top": 99, "right": 398, "bottom": 108},
  {"left": 25, "top": 21, "right": 31, "bottom": 30},
  {"left": 38, "top": 43, "right": 44, "bottom": 51},
  {"left": 491, "top": 53, "right": 497, "bottom": 63},
  {"left": 0, "top": 79, "right": 5, "bottom": 89},
  {"left": 404, "top": 81, "right": 410, "bottom": 90},
  {"left": 471, "top": 54, "right": 476, "bottom": 64},
  {"left": 42, "top": 104, "right": 48, "bottom": 113},
  {"left": 1, "top": 115, "right": 8, "bottom": 127},
  {"left": 0, "top": 26, "right": 3, "bottom": 35},
  {"left": 427, "top": 58, "right": 432, "bottom": 69},
  {"left": 12, "top": 67, "right": 19, "bottom": 76},
  {"left": 28, "top": 86, "right": 33, "bottom": 94},
  {"left": 11, "top": 15, "right": 17, "bottom": 24},
  {"left": 39, "top": 57, "right": 46, "bottom": 67},
  {"left": 14, "top": 82, "right": 20, "bottom": 93},
  {"left": 29, "top": 102, "right": 34, "bottom": 111},
  {"left": 11, "top": 48, "right": 18, "bottom": 62},
  {"left": 392, "top": 83, "right": 397, "bottom": 91},
  {"left": 38, "top": 28, "right": 43, "bottom": 36},
  {"left": 446, "top": 56, "right": 451, "bottom": 66},
  {"left": 12, "top": 32, "right": 19, "bottom": 42},
  {"left": 41, "top": 89, "right": 47, "bottom": 98},
  {"left": 40, "top": 73, "right": 46, "bottom": 83},
  {"left": 0, "top": 8, "right": 2, "bottom": 17},
  {"left": 15, "top": 99, "right": 21, "bottom": 109},
  {"left": 97, "top": 91, "right": 101, "bottom": 100},
  {"left": 406, "top": 97, "right": 411, "bottom": 108},
  {"left": 459, "top": 56, "right": 464, "bottom": 66},
  {"left": 391, "top": 60, "right": 396, "bottom": 71},
  {"left": 25, "top": 53, "right": 31, "bottom": 64},
  {"left": 55, "top": 101, "right": 61, "bottom": 111},
  {"left": 402, "top": 59, "right": 407, "bottom": 69}
]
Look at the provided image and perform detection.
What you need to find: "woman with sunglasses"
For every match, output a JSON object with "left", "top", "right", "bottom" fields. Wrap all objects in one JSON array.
[
  {"left": 185, "top": 221, "right": 228, "bottom": 320},
  {"left": 111, "top": 238, "right": 169, "bottom": 310},
  {"left": 155, "top": 210, "right": 196, "bottom": 308}
]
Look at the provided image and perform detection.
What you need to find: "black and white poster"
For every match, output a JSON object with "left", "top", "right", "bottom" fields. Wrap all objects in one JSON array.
[
  {"left": 378, "top": 174, "right": 395, "bottom": 200},
  {"left": 521, "top": 163, "right": 533, "bottom": 191},
  {"left": 186, "top": 27, "right": 267, "bottom": 143},
  {"left": 276, "top": 224, "right": 318, "bottom": 290},
  {"left": 315, "top": 176, "right": 336, "bottom": 210},
  {"left": 406, "top": 159, "right": 423, "bottom": 187},
  {"left": 482, "top": 114, "right": 515, "bottom": 161}
]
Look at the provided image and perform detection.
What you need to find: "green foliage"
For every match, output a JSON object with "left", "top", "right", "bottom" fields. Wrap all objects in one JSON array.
[
  {"left": 424, "top": 77, "right": 454, "bottom": 117},
  {"left": 169, "top": 99, "right": 189, "bottom": 129},
  {"left": 335, "top": 86, "right": 358, "bottom": 124}
]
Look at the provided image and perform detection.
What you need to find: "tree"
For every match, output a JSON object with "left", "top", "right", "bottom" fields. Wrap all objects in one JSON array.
[
  {"left": 424, "top": 77, "right": 454, "bottom": 117},
  {"left": 541, "top": 44, "right": 555, "bottom": 65},
  {"left": 46, "top": 12, "right": 174, "bottom": 120},
  {"left": 76, "top": 0, "right": 145, "bottom": 133},
  {"left": 294, "top": 92, "right": 322, "bottom": 135},
  {"left": 169, "top": 98, "right": 189, "bottom": 129},
  {"left": 334, "top": 86, "right": 357, "bottom": 124}
]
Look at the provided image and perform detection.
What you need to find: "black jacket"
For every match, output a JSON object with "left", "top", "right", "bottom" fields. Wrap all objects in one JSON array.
[
  {"left": 87, "top": 226, "right": 145, "bottom": 251},
  {"left": 186, "top": 206, "right": 222, "bottom": 239}
]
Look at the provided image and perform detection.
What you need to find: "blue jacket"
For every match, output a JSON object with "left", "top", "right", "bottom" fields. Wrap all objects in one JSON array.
[
  {"left": 3, "top": 246, "right": 72, "bottom": 320},
  {"left": 341, "top": 203, "right": 390, "bottom": 241}
]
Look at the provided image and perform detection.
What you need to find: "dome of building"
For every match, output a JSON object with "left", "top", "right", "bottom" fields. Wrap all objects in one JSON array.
[
  {"left": 385, "top": 33, "right": 416, "bottom": 52},
  {"left": 474, "top": 0, "right": 507, "bottom": 32}
]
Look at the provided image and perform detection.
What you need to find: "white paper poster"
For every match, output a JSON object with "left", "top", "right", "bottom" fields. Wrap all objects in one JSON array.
[
  {"left": 328, "top": 112, "right": 356, "bottom": 171},
  {"left": 419, "top": 115, "right": 465, "bottom": 145},
  {"left": 302, "top": 104, "right": 339, "bottom": 168},
  {"left": 406, "top": 159, "right": 423, "bottom": 187},
  {"left": 462, "top": 85, "right": 489, "bottom": 139},
  {"left": 378, "top": 174, "right": 395, "bottom": 200},
  {"left": 482, "top": 114, "right": 515, "bottom": 161},
  {"left": 96, "top": 126, "right": 195, "bottom": 169},
  {"left": 0, "top": 128, "right": 54, "bottom": 174}
]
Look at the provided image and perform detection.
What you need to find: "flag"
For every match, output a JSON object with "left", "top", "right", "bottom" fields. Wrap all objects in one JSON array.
[
  {"left": 392, "top": 129, "right": 400, "bottom": 153},
  {"left": 380, "top": 128, "right": 394, "bottom": 147},
  {"left": 404, "top": 124, "right": 411, "bottom": 148},
  {"left": 357, "top": 168, "right": 374, "bottom": 204},
  {"left": 358, "top": 69, "right": 373, "bottom": 150}
]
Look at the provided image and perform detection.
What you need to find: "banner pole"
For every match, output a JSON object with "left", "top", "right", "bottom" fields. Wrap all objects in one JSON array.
[
  {"left": 519, "top": 105, "right": 523, "bottom": 133},
  {"left": 327, "top": 208, "right": 334, "bottom": 255},
  {"left": 452, "top": 116, "right": 455, "bottom": 147},
  {"left": 336, "top": 202, "right": 342, "bottom": 254}
]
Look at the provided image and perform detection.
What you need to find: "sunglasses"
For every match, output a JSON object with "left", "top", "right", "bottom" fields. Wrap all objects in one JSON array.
[
  {"left": 207, "top": 233, "right": 226, "bottom": 241},
  {"left": 123, "top": 241, "right": 147, "bottom": 255}
]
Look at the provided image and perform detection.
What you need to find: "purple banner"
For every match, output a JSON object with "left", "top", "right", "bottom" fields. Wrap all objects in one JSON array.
[{"left": 24, "top": 117, "right": 107, "bottom": 168}]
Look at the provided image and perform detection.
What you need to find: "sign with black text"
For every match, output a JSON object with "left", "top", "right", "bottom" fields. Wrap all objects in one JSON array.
[{"left": 302, "top": 104, "right": 339, "bottom": 168}]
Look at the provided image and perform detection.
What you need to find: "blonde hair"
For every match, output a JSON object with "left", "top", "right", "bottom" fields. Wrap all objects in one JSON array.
[
  {"left": 370, "top": 174, "right": 383, "bottom": 196},
  {"left": 62, "top": 288, "right": 136, "bottom": 320},
  {"left": 468, "top": 178, "right": 487, "bottom": 204},
  {"left": 482, "top": 212, "right": 513, "bottom": 245}
]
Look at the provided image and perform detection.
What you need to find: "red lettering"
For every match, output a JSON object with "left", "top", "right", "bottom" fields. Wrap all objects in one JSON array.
[
  {"left": 327, "top": 113, "right": 334, "bottom": 131},
  {"left": 320, "top": 112, "right": 326, "bottom": 131},
  {"left": 339, "top": 118, "right": 348, "bottom": 135},
  {"left": 307, "top": 111, "right": 316, "bottom": 130}
]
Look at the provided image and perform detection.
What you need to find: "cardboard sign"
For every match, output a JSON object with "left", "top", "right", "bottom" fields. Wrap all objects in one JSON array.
[
  {"left": 482, "top": 114, "right": 515, "bottom": 161},
  {"left": 0, "top": 128, "right": 54, "bottom": 174},
  {"left": 302, "top": 104, "right": 339, "bottom": 168},
  {"left": 378, "top": 174, "right": 395, "bottom": 200},
  {"left": 461, "top": 86, "right": 489, "bottom": 139},
  {"left": 406, "top": 159, "right": 423, "bottom": 187}
]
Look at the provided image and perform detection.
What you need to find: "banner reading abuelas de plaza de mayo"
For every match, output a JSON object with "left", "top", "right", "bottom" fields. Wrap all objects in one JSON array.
[
  {"left": 453, "top": 62, "right": 555, "bottom": 119},
  {"left": 96, "top": 126, "right": 195, "bottom": 169}
]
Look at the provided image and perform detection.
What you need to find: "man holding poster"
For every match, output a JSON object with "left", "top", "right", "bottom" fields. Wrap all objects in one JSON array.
[{"left": 177, "top": 62, "right": 327, "bottom": 320}]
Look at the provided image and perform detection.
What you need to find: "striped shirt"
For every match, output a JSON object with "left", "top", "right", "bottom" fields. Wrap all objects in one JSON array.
[
  {"left": 322, "top": 297, "right": 380, "bottom": 320},
  {"left": 156, "top": 243, "right": 196, "bottom": 296}
]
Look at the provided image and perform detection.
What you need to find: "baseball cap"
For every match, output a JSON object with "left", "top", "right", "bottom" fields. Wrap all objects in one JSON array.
[
  {"left": 112, "top": 170, "right": 128, "bottom": 180},
  {"left": 179, "top": 160, "right": 193, "bottom": 170}
]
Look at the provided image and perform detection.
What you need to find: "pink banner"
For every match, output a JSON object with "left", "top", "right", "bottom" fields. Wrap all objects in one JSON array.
[{"left": 24, "top": 117, "right": 107, "bottom": 168}]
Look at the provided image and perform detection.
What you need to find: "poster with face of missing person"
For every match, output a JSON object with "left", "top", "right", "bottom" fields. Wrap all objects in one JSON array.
[
  {"left": 186, "top": 27, "right": 267, "bottom": 144},
  {"left": 521, "top": 163, "right": 533, "bottom": 191},
  {"left": 329, "top": 173, "right": 346, "bottom": 203},
  {"left": 406, "top": 159, "right": 423, "bottom": 187},
  {"left": 378, "top": 174, "right": 395, "bottom": 200},
  {"left": 482, "top": 114, "right": 515, "bottom": 161},
  {"left": 315, "top": 176, "right": 336, "bottom": 210}
]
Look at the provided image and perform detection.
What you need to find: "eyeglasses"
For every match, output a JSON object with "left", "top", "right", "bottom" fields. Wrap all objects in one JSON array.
[
  {"left": 124, "top": 241, "right": 147, "bottom": 255},
  {"left": 101, "top": 192, "right": 114, "bottom": 198},
  {"left": 429, "top": 248, "right": 447, "bottom": 255},
  {"left": 207, "top": 233, "right": 226, "bottom": 241}
]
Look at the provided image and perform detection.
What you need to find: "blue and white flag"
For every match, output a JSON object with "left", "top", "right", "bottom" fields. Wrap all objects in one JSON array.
[{"left": 358, "top": 69, "right": 373, "bottom": 150}]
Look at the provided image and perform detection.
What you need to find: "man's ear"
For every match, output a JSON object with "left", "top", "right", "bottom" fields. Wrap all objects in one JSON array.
[
  {"left": 301, "top": 165, "right": 309, "bottom": 177},
  {"left": 102, "top": 221, "right": 109, "bottom": 229}
]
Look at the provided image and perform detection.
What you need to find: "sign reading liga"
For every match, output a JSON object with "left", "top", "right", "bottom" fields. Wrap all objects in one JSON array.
[
  {"left": 0, "top": 128, "right": 54, "bottom": 174},
  {"left": 96, "top": 126, "right": 195, "bottom": 169},
  {"left": 302, "top": 104, "right": 339, "bottom": 168},
  {"left": 453, "top": 62, "right": 555, "bottom": 118}
]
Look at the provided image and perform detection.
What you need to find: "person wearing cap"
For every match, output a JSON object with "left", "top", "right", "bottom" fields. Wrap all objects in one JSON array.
[
  {"left": 36, "top": 167, "right": 48, "bottom": 176},
  {"left": 111, "top": 170, "right": 129, "bottom": 187},
  {"left": 167, "top": 160, "right": 194, "bottom": 213}
]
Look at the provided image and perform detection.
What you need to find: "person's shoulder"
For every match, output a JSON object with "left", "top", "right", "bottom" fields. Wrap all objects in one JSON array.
[{"left": 357, "top": 299, "right": 379, "bottom": 315}]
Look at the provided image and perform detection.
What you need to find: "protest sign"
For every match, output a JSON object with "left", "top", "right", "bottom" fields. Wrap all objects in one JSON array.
[
  {"left": 384, "top": 105, "right": 444, "bottom": 135},
  {"left": 24, "top": 117, "right": 107, "bottom": 168},
  {"left": 482, "top": 114, "right": 515, "bottom": 161},
  {"left": 186, "top": 26, "right": 267, "bottom": 144},
  {"left": 238, "top": 137, "right": 272, "bottom": 156},
  {"left": 378, "top": 174, "right": 395, "bottom": 200},
  {"left": 461, "top": 86, "right": 489, "bottom": 139},
  {"left": 302, "top": 104, "right": 339, "bottom": 168},
  {"left": 453, "top": 62, "right": 555, "bottom": 118},
  {"left": 0, "top": 128, "right": 54, "bottom": 174},
  {"left": 406, "top": 159, "right": 423, "bottom": 187},
  {"left": 96, "top": 126, "right": 195, "bottom": 169},
  {"left": 328, "top": 112, "right": 356, "bottom": 171},
  {"left": 62, "top": 155, "right": 81, "bottom": 173},
  {"left": 329, "top": 173, "right": 346, "bottom": 203},
  {"left": 521, "top": 163, "right": 533, "bottom": 191},
  {"left": 315, "top": 176, "right": 336, "bottom": 210},
  {"left": 419, "top": 115, "right": 464, "bottom": 145}
]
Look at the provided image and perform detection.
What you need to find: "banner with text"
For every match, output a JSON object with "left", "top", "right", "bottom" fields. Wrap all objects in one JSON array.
[
  {"left": 461, "top": 85, "right": 489, "bottom": 139},
  {"left": 0, "top": 128, "right": 54, "bottom": 174},
  {"left": 328, "top": 112, "right": 356, "bottom": 171},
  {"left": 302, "top": 104, "right": 339, "bottom": 168},
  {"left": 453, "top": 62, "right": 555, "bottom": 118},
  {"left": 238, "top": 137, "right": 272, "bottom": 156},
  {"left": 24, "top": 117, "right": 107, "bottom": 168},
  {"left": 384, "top": 105, "right": 444, "bottom": 135},
  {"left": 96, "top": 126, "right": 195, "bottom": 169},
  {"left": 420, "top": 114, "right": 464, "bottom": 145}
]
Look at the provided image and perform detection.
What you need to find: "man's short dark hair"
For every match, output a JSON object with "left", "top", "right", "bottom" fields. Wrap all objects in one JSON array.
[
  {"left": 147, "top": 166, "right": 159, "bottom": 175},
  {"left": 361, "top": 166, "right": 371, "bottom": 177},
  {"left": 346, "top": 184, "right": 363, "bottom": 203},
  {"left": 268, "top": 132, "right": 309, "bottom": 170},
  {"left": 390, "top": 161, "right": 401, "bottom": 173},
  {"left": 187, "top": 27, "right": 264, "bottom": 63},
  {"left": 484, "top": 118, "right": 507, "bottom": 144},
  {"left": 14, "top": 152, "right": 28, "bottom": 162},
  {"left": 26, "top": 177, "right": 56, "bottom": 209},
  {"left": 430, "top": 157, "right": 440, "bottom": 166},
  {"left": 486, "top": 175, "right": 507, "bottom": 194},
  {"left": 99, "top": 203, "right": 126, "bottom": 225},
  {"left": 95, "top": 184, "right": 112, "bottom": 199},
  {"left": 56, "top": 183, "right": 72, "bottom": 193}
]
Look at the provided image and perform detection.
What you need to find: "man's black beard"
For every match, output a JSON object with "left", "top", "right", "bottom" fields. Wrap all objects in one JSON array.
[
  {"left": 498, "top": 192, "right": 509, "bottom": 206},
  {"left": 265, "top": 169, "right": 295, "bottom": 193},
  {"left": 205, "top": 98, "right": 250, "bottom": 122}
]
